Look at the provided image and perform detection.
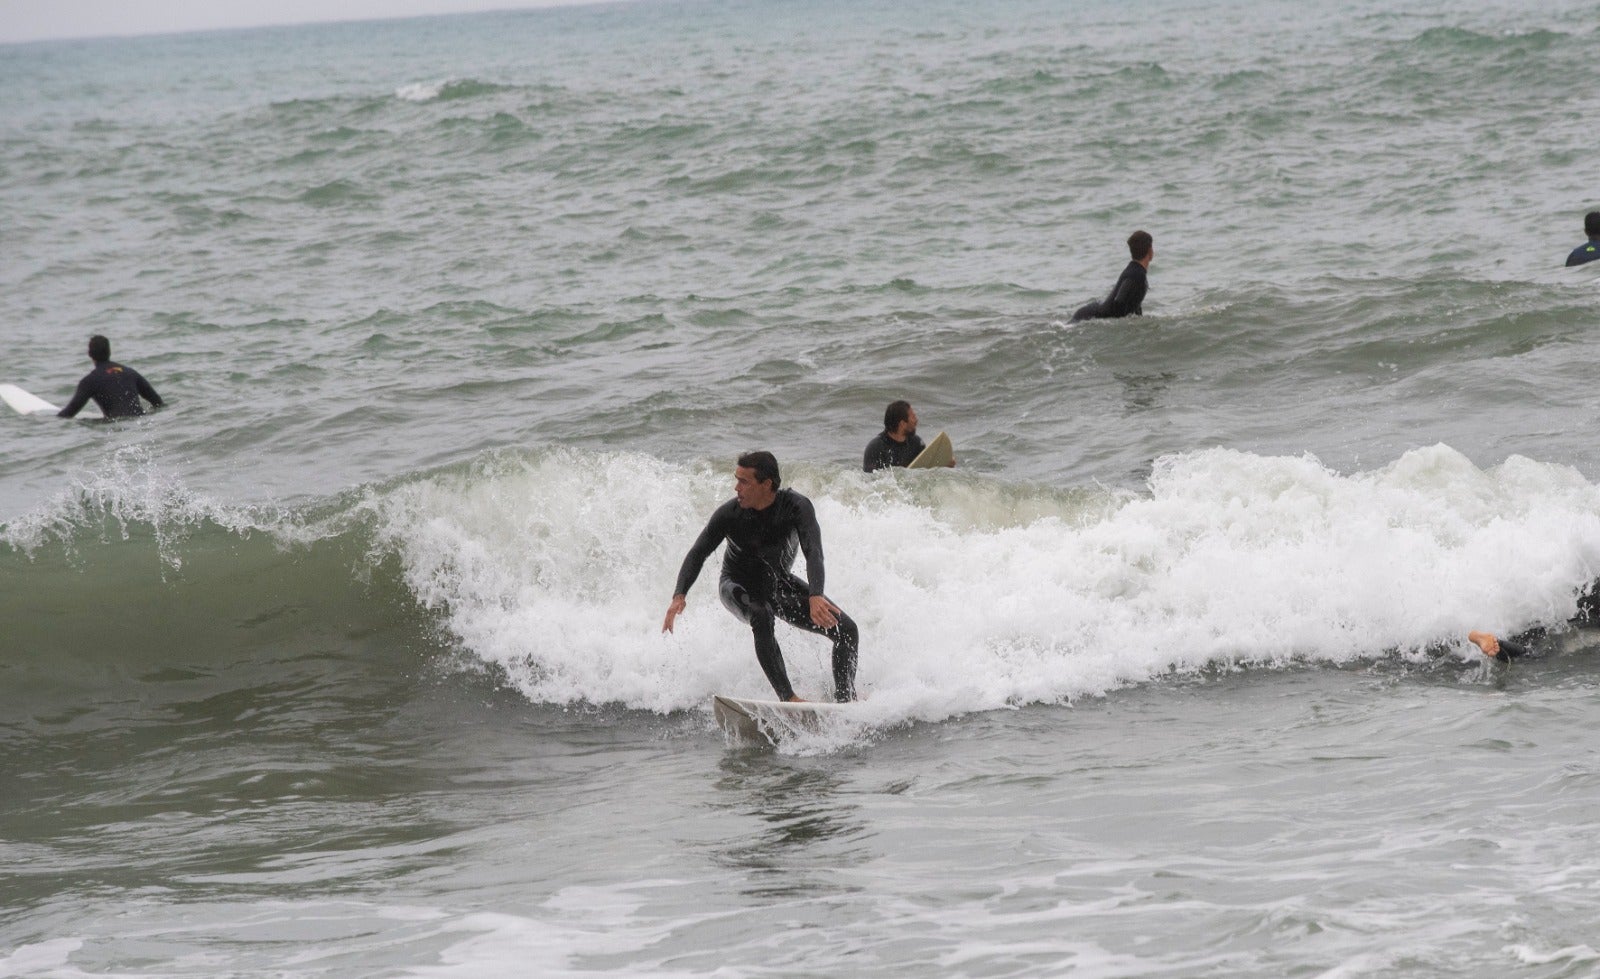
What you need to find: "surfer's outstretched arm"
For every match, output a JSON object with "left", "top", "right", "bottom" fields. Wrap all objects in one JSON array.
[{"left": 663, "top": 502, "right": 735, "bottom": 632}]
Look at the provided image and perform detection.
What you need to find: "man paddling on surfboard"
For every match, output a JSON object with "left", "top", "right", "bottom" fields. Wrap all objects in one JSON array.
[
  {"left": 58, "top": 335, "right": 164, "bottom": 419},
  {"left": 863, "top": 400, "right": 954, "bottom": 472},
  {"left": 1071, "top": 230, "right": 1152, "bottom": 322},
  {"left": 662, "top": 451, "right": 860, "bottom": 703}
]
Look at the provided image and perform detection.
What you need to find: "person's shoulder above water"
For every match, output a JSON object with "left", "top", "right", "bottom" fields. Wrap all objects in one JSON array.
[
  {"left": 1565, "top": 210, "right": 1600, "bottom": 267},
  {"left": 772, "top": 485, "right": 815, "bottom": 518}
]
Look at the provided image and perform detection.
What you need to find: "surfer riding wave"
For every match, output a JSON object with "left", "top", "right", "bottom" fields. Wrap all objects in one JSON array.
[{"left": 662, "top": 450, "right": 860, "bottom": 703}]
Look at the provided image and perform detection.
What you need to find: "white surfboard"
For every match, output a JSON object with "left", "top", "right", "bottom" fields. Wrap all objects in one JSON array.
[
  {"left": 1, "top": 384, "right": 61, "bottom": 416},
  {"left": 712, "top": 695, "right": 854, "bottom": 745},
  {"left": 907, "top": 430, "right": 954, "bottom": 469}
]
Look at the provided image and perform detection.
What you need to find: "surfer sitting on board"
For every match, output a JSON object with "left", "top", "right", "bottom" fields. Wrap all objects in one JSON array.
[
  {"left": 59, "top": 335, "right": 164, "bottom": 419},
  {"left": 662, "top": 451, "right": 860, "bottom": 703},
  {"left": 863, "top": 400, "right": 953, "bottom": 472},
  {"left": 1071, "top": 230, "right": 1152, "bottom": 322}
]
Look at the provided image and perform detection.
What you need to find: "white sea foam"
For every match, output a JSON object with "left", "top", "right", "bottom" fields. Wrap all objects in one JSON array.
[
  {"left": 395, "top": 80, "right": 449, "bottom": 102},
  {"left": 0, "top": 446, "right": 287, "bottom": 571},
  {"left": 1504, "top": 942, "right": 1600, "bottom": 965},
  {"left": 369, "top": 444, "right": 1600, "bottom": 719},
  {"left": 0, "top": 938, "right": 85, "bottom": 975},
  {"left": 391, "top": 884, "right": 717, "bottom": 979}
]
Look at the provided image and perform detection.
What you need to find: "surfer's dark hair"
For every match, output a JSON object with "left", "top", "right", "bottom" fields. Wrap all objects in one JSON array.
[
  {"left": 88, "top": 335, "right": 111, "bottom": 363},
  {"left": 1587, "top": 211, "right": 1600, "bottom": 238},
  {"left": 737, "top": 450, "right": 781, "bottom": 490},
  {"left": 1128, "top": 230, "right": 1153, "bottom": 261},
  {"left": 884, "top": 400, "right": 913, "bottom": 432}
]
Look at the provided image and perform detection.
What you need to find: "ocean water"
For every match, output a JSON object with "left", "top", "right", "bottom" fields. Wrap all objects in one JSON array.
[{"left": 4, "top": 0, "right": 1600, "bottom": 975}]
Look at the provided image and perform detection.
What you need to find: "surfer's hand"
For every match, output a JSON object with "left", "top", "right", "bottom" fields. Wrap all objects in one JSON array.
[
  {"left": 662, "top": 595, "right": 687, "bottom": 633},
  {"left": 809, "top": 595, "right": 840, "bottom": 629},
  {"left": 1468, "top": 631, "right": 1500, "bottom": 657}
]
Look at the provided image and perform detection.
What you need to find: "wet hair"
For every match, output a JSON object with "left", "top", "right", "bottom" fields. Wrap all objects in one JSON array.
[
  {"left": 88, "top": 335, "right": 111, "bottom": 363},
  {"left": 1587, "top": 211, "right": 1600, "bottom": 238},
  {"left": 737, "top": 450, "right": 781, "bottom": 490},
  {"left": 883, "top": 400, "right": 913, "bottom": 432},
  {"left": 1128, "top": 230, "right": 1153, "bottom": 261}
]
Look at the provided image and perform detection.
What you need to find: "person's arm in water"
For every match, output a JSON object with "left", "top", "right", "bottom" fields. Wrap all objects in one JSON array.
[
  {"left": 135, "top": 370, "right": 164, "bottom": 409},
  {"left": 662, "top": 504, "right": 732, "bottom": 632},
  {"left": 791, "top": 494, "right": 840, "bottom": 628},
  {"left": 57, "top": 375, "right": 94, "bottom": 419}
]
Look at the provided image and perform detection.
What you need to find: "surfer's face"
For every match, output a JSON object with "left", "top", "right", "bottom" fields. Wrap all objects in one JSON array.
[{"left": 734, "top": 466, "right": 776, "bottom": 510}]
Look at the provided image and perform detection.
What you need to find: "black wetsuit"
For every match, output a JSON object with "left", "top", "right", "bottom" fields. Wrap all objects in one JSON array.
[
  {"left": 1072, "top": 260, "right": 1148, "bottom": 321},
  {"left": 673, "top": 488, "right": 859, "bottom": 701},
  {"left": 862, "top": 430, "right": 925, "bottom": 473},
  {"left": 1567, "top": 238, "right": 1600, "bottom": 267},
  {"left": 58, "top": 361, "right": 163, "bottom": 419}
]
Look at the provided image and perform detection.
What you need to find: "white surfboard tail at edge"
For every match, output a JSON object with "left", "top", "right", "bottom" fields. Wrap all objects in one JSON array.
[{"left": 0, "top": 384, "right": 61, "bottom": 416}]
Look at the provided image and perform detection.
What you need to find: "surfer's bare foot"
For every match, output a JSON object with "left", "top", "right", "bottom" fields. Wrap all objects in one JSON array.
[
  {"left": 1468, "top": 631, "right": 1500, "bottom": 657},
  {"left": 784, "top": 696, "right": 807, "bottom": 703}
]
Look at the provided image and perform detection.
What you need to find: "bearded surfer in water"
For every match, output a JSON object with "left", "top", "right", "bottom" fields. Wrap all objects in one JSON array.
[{"left": 662, "top": 451, "right": 860, "bottom": 703}]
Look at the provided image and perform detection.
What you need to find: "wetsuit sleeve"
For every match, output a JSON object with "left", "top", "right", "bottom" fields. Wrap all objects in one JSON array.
[
  {"left": 57, "top": 376, "right": 93, "bottom": 418},
  {"left": 793, "top": 495, "right": 827, "bottom": 596},
  {"left": 135, "top": 370, "right": 163, "bottom": 408},
  {"left": 672, "top": 502, "right": 733, "bottom": 596}
]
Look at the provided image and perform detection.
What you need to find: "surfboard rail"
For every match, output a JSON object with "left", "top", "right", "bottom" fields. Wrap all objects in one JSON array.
[{"left": 712, "top": 695, "right": 853, "bottom": 745}]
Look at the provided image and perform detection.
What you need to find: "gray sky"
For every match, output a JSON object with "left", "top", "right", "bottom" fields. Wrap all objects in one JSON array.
[{"left": 0, "top": 0, "right": 593, "bottom": 44}]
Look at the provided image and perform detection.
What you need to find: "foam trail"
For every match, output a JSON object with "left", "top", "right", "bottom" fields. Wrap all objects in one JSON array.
[{"left": 366, "top": 444, "right": 1600, "bottom": 720}]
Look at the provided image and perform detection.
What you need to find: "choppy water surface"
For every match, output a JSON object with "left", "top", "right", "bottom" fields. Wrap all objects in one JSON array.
[{"left": 3, "top": 0, "right": 1599, "bottom": 974}]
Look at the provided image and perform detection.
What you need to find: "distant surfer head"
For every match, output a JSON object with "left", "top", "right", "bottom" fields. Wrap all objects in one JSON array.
[
  {"left": 1128, "top": 230, "right": 1153, "bottom": 267},
  {"left": 88, "top": 335, "right": 111, "bottom": 364},
  {"left": 1587, "top": 211, "right": 1600, "bottom": 239},
  {"left": 883, "top": 400, "right": 917, "bottom": 442},
  {"left": 734, "top": 450, "right": 780, "bottom": 509}
]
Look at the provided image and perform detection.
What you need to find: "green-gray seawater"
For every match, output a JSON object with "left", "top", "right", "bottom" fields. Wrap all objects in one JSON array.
[{"left": 4, "top": 0, "right": 1600, "bottom": 974}]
